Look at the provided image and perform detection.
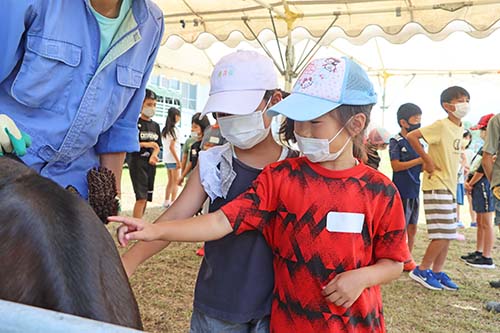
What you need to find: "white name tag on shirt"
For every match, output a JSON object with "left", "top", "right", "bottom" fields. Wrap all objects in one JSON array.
[
  {"left": 209, "top": 136, "right": 220, "bottom": 144},
  {"left": 326, "top": 212, "right": 365, "bottom": 233}
]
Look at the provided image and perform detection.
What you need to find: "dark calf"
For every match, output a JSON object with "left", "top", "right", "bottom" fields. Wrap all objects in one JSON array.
[{"left": 0, "top": 157, "right": 142, "bottom": 329}]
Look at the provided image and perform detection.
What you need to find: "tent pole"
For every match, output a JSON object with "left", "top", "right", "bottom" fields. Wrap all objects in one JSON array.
[
  {"left": 285, "top": 31, "right": 294, "bottom": 91},
  {"left": 242, "top": 18, "right": 285, "bottom": 75},
  {"left": 293, "top": 15, "right": 339, "bottom": 74}
]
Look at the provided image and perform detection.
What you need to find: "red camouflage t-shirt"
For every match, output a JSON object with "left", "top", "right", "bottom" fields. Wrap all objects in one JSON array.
[{"left": 221, "top": 157, "right": 409, "bottom": 333}]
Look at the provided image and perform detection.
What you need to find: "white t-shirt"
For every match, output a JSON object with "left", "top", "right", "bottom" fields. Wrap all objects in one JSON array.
[{"left": 162, "top": 127, "right": 181, "bottom": 164}]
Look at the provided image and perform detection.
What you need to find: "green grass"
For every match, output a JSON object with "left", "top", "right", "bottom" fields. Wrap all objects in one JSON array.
[{"left": 113, "top": 150, "right": 500, "bottom": 332}]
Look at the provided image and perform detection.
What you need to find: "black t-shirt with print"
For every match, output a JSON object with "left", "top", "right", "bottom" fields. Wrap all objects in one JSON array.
[{"left": 130, "top": 117, "right": 162, "bottom": 159}]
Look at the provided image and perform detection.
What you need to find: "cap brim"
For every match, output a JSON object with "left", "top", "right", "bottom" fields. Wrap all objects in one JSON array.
[
  {"left": 201, "top": 90, "right": 266, "bottom": 116},
  {"left": 267, "top": 93, "right": 340, "bottom": 121},
  {"left": 470, "top": 125, "right": 484, "bottom": 130}
]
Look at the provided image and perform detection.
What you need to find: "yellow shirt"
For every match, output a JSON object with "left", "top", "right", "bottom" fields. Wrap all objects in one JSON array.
[{"left": 420, "top": 118, "right": 463, "bottom": 197}]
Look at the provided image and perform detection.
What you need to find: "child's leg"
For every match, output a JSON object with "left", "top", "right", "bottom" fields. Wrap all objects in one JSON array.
[
  {"left": 133, "top": 199, "right": 147, "bottom": 219},
  {"left": 165, "top": 168, "right": 173, "bottom": 202},
  {"left": 431, "top": 239, "right": 450, "bottom": 272},
  {"left": 419, "top": 239, "right": 449, "bottom": 270},
  {"left": 466, "top": 193, "right": 477, "bottom": 225},
  {"left": 482, "top": 212, "right": 495, "bottom": 258},
  {"left": 171, "top": 168, "right": 180, "bottom": 201},
  {"left": 402, "top": 198, "right": 419, "bottom": 254},
  {"left": 407, "top": 224, "right": 417, "bottom": 253},
  {"left": 476, "top": 213, "right": 485, "bottom": 252}
]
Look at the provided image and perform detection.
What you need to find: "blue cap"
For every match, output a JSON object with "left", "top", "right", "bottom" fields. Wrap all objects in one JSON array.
[{"left": 268, "top": 57, "right": 377, "bottom": 121}]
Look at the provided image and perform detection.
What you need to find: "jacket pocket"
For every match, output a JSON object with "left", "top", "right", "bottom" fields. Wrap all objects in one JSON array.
[
  {"left": 11, "top": 35, "right": 81, "bottom": 112},
  {"left": 101, "top": 65, "right": 144, "bottom": 132}
]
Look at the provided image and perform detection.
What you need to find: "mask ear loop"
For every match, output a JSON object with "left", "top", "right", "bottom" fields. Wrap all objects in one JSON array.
[{"left": 328, "top": 115, "right": 355, "bottom": 144}]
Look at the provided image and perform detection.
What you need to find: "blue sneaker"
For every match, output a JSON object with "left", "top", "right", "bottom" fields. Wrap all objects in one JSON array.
[
  {"left": 457, "top": 220, "right": 465, "bottom": 228},
  {"left": 409, "top": 267, "right": 443, "bottom": 290},
  {"left": 470, "top": 222, "right": 477, "bottom": 227},
  {"left": 434, "top": 272, "right": 459, "bottom": 291}
]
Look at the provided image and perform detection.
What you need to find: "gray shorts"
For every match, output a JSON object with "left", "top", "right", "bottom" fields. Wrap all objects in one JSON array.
[
  {"left": 494, "top": 196, "right": 500, "bottom": 226},
  {"left": 190, "top": 308, "right": 270, "bottom": 333}
]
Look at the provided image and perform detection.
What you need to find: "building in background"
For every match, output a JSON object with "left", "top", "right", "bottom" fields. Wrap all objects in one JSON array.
[{"left": 147, "top": 74, "right": 210, "bottom": 145}]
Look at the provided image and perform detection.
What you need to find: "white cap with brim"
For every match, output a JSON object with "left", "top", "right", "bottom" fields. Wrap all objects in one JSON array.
[
  {"left": 201, "top": 50, "right": 278, "bottom": 117},
  {"left": 267, "top": 57, "right": 377, "bottom": 121},
  {"left": 201, "top": 90, "right": 266, "bottom": 116}
]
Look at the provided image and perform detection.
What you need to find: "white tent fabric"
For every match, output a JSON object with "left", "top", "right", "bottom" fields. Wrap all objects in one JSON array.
[
  {"left": 154, "top": 0, "right": 500, "bottom": 88},
  {"left": 157, "top": 0, "right": 500, "bottom": 47},
  {"left": 153, "top": 29, "right": 500, "bottom": 84}
]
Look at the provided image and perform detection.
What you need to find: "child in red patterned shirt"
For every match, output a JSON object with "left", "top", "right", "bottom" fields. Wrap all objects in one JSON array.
[{"left": 111, "top": 57, "right": 409, "bottom": 333}]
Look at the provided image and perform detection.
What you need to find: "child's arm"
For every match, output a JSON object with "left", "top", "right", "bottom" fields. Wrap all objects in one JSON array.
[
  {"left": 117, "top": 167, "right": 208, "bottom": 277},
  {"left": 407, "top": 129, "right": 440, "bottom": 176},
  {"left": 149, "top": 144, "right": 160, "bottom": 166},
  {"left": 322, "top": 259, "right": 402, "bottom": 308},
  {"left": 178, "top": 160, "right": 193, "bottom": 185},
  {"left": 169, "top": 138, "right": 181, "bottom": 168},
  {"left": 465, "top": 170, "right": 485, "bottom": 193},
  {"left": 390, "top": 157, "right": 423, "bottom": 172},
  {"left": 389, "top": 138, "right": 423, "bottom": 172},
  {"left": 110, "top": 209, "right": 232, "bottom": 245},
  {"left": 482, "top": 153, "right": 494, "bottom": 182}
]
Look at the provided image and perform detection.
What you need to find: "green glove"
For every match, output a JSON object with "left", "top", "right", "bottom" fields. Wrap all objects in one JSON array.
[{"left": 0, "top": 114, "right": 32, "bottom": 156}]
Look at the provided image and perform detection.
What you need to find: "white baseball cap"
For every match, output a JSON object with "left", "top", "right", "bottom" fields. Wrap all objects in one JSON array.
[{"left": 201, "top": 50, "right": 279, "bottom": 116}]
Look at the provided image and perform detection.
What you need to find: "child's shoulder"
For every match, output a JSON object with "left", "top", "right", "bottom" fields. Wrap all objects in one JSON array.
[
  {"left": 264, "top": 156, "right": 307, "bottom": 173},
  {"left": 390, "top": 133, "right": 406, "bottom": 144},
  {"left": 360, "top": 163, "right": 399, "bottom": 194}
]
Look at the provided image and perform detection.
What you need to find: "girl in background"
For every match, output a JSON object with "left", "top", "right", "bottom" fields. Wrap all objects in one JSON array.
[{"left": 162, "top": 107, "right": 181, "bottom": 208}]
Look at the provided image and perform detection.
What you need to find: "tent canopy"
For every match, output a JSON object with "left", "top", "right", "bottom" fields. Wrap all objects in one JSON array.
[
  {"left": 154, "top": 0, "right": 500, "bottom": 88},
  {"left": 157, "top": 0, "right": 500, "bottom": 48}
]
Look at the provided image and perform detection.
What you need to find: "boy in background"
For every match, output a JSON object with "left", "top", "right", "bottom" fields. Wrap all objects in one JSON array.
[
  {"left": 407, "top": 86, "right": 469, "bottom": 291},
  {"left": 389, "top": 103, "right": 423, "bottom": 272}
]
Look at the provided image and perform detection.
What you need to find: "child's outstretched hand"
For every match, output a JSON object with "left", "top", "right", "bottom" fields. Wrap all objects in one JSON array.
[
  {"left": 322, "top": 270, "right": 367, "bottom": 308},
  {"left": 108, "top": 216, "right": 158, "bottom": 247}
]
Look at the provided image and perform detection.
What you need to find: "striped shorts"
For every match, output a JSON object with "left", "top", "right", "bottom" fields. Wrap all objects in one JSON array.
[{"left": 423, "top": 189, "right": 457, "bottom": 240}]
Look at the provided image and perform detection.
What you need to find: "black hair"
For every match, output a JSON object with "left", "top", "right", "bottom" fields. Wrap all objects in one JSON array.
[
  {"left": 330, "top": 104, "right": 374, "bottom": 161},
  {"left": 161, "top": 107, "right": 181, "bottom": 139},
  {"left": 275, "top": 90, "right": 296, "bottom": 146},
  {"left": 144, "top": 88, "right": 157, "bottom": 101},
  {"left": 463, "top": 129, "right": 472, "bottom": 149},
  {"left": 278, "top": 117, "right": 296, "bottom": 146},
  {"left": 397, "top": 103, "right": 422, "bottom": 127},
  {"left": 440, "top": 86, "right": 470, "bottom": 108},
  {"left": 192, "top": 112, "right": 210, "bottom": 136}
]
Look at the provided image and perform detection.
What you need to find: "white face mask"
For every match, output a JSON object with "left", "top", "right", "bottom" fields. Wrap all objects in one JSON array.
[
  {"left": 294, "top": 124, "right": 351, "bottom": 163},
  {"left": 218, "top": 99, "right": 272, "bottom": 149},
  {"left": 142, "top": 107, "right": 155, "bottom": 118},
  {"left": 452, "top": 102, "right": 470, "bottom": 119}
]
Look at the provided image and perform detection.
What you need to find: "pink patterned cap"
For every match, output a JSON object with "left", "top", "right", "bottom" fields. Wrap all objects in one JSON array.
[{"left": 268, "top": 57, "right": 377, "bottom": 121}]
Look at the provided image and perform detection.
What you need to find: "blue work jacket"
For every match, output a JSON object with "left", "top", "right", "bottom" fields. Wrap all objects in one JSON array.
[{"left": 0, "top": 0, "right": 164, "bottom": 197}]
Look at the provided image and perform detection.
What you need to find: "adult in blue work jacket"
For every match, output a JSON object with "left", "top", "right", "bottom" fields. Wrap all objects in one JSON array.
[{"left": 0, "top": 0, "right": 164, "bottom": 198}]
